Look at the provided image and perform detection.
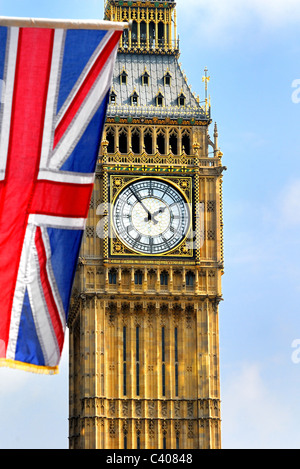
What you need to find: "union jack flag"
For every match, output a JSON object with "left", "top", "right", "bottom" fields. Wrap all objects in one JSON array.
[{"left": 0, "top": 18, "right": 124, "bottom": 374}]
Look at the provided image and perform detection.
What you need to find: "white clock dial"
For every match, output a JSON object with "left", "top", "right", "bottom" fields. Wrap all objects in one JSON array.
[{"left": 112, "top": 178, "right": 190, "bottom": 255}]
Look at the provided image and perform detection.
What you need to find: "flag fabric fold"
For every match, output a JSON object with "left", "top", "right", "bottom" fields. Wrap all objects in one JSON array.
[{"left": 0, "top": 17, "right": 124, "bottom": 374}]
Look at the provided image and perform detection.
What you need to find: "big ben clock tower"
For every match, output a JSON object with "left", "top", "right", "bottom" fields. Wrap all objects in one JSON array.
[{"left": 68, "top": 0, "right": 225, "bottom": 450}]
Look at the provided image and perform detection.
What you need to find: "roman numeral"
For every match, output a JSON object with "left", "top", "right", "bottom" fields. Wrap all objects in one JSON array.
[{"left": 160, "top": 234, "right": 170, "bottom": 247}]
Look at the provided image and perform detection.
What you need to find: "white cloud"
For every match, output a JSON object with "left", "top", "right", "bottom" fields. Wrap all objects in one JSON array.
[
  {"left": 278, "top": 179, "right": 300, "bottom": 227},
  {"left": 249, "top": 0, "right": 300, "bottom": 26},
  {"left": 221, "top": 363, "right": 294, "bottom": 448}
]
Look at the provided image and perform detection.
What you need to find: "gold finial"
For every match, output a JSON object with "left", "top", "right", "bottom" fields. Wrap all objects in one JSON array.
[{"left": 202, "top": 67, "right": 210, "bottom": 114}]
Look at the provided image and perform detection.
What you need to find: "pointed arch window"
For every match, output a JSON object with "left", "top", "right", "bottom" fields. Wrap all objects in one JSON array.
[
  {"left": 186, "top": 271, "right": 195, "bottom": 286},
  {"left": 119, "top": 127, "right": 128, "bottom": 154},
  {"left": 110, "top": 90, "right": 117, "bottom": 104},
  {"left": 169, "top": 129, "right": 178, "bottom": 155},
  {"left": 142, "top": 69, "right": 150, "bottom": 86},
  {"left": 144, "top": 128, "right": 153, "bottom": 154},
  {"left": 140, "top": 21, "right": 147, "bottom": 45},
  {"left": 131, "top": 90, "right": 139, "bottom": 106},
  {"left": 123, "top": 326, "right": 127, "bottom": 396},
  {"left": 106, "top": 127, "right": 115, "bottom": 154},
  {"left": 162, "top": 327, "right": 166, "bottom": 397},
  {"left": 149, "top": 21, "right": 155, "bottom": 48},
  {"left": 109, "top": 269, "right": 117, "bottom": 285},
  {"left": 120, "top": 69, "right": 128, "bottom": 85},
  {"left": 158, "top": 22, "right": 164, "bottom": 46},
  {"left": 156, "top": 91, "right": 164, "bottom": 107},
  {"left": 164, "top": 71, "right": 172, "bottom": 86},
  {"left": 178, "top": 92, "right": 186, "bottom": 107},
  {"left": 134, "top": 270, "right": 143, "bottom": 285},
  {"left": 175, "top": 327, "right": 179, "bottom": 397},
  {"left": 131, "top": 20, "right": 138, "bottom": 45},
  {"left": 157, "top": 129, "right": 166, "bottom": 155},
  {"left": 136, "top": 326, "right": 140, "bottom": 396},
  {"left": 131, "top": 128, "right": 140, "bottom": 154},
  {"left": 182, "top": 129, "right": 191, "bottom": 156},
  {"left": 160, "top": 271, "right": 169, "bottom": 286}
]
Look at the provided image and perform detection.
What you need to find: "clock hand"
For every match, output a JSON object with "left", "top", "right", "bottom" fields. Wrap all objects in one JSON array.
[
  {"left": 130, "top": 188, "right": 153, "bottom": 221},
  {"left": 152, "top": 206, "right": 167, "bottom": 218},
  {"left": 144, "top": 207, "right": 166, "bottom": 224}
]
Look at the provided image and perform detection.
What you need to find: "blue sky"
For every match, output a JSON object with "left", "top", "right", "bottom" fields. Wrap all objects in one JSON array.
[{"left": 1, "top": 0, "right": 300, "bottom": 449}]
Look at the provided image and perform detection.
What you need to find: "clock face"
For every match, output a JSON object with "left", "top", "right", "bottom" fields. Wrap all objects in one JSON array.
[{"left": 112, "top": 178, "right": 190, "bottom": 255}]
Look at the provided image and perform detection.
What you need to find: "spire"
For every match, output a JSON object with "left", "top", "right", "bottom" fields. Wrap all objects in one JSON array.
[
  {"left": 214, "top": 122, "right": 219, "bottom": 152},
  {"left": 202, "top": 67, "right": 210, "bottom": 114}
]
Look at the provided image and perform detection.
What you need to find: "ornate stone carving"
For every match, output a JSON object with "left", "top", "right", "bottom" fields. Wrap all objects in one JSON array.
[
  {"left": 122, "top": 401, "right": 129, "bottom": 417},
  {"left": 148, "top": 401, "right": 155, "bottom": 418},
  {"left": 148, "top": 420, "right": 155, "bottom": 439},
  {"left": 161, "top": 401, "right": 168, "bottom": 418},
  {"left": 109, "top": 401, "right": 115, "bottom": 416},
  {"left": 136, "top": 401, "right": 142, "bottom": 417},
  {"left": 187, "top": 401, "right": 194, "bottom": 418},
  {"left": 174, "top": 401, "right": 181, "bottom": 418},
  {"left": 109, "top": 420, "right": 116, "bottom": 437}
]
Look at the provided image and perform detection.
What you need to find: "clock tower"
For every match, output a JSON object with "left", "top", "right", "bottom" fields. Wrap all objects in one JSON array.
[{"left": 68, "top": 0, "right": 225, "bottom": 450}]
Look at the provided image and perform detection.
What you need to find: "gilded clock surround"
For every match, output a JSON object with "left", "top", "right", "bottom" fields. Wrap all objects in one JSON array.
[
  {"left": 109, "top": 175, "right": 194, "bottom": 258},
  {"left": 68, "top": 0, "right": 225, "bottom": 451}
]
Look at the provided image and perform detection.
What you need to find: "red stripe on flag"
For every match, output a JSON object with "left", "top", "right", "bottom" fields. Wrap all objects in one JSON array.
[
  {"left": 35, "top": 227, "right": 64, "bottom": 353},
  {"left": 0, "top": 28, "right": 54, "bottom": 355},
  {"left": 53, "top": 30, "right": 121, "bottom": 148},
  {"left": 31, "top": 180, "right": 94, "bottom": 218}
]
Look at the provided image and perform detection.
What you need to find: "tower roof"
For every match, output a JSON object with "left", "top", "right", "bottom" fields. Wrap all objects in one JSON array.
[{"left": 107, "top": 53, "right": 209, "bottom": 121}]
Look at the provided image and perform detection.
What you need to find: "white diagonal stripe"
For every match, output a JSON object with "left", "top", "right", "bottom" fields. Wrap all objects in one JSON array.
[
  {"left": 40, "top": 28, "right": 66, "bottom": 170},
  {"left": 50, "top": 50, "right": 117, "bottom": 170},
  {"left": 40, "top": 226, "right": 66, "bottom": 340},
  {"left": 0, "top": 27, "right": 19, "bottom": 181},
  {"left": 6, "top": 222, "right": 35, "bottom": 361},
  {"left": 27, "top": 234, "right": 61, "bottom": 367},
  {"left": 28, "top": 214, "right": 86, "bottom": 230},
  {"left": 37, "top": 169, "right": 95, "bottom": 185}
]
